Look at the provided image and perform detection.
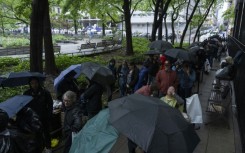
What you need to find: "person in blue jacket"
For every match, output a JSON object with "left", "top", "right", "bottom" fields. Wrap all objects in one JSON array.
[
  {"left": 134, "top": 61, "right": 149, "bottom": 92},
  {"left": 177, "top": 62, "right": 196, "bottom": 112}
]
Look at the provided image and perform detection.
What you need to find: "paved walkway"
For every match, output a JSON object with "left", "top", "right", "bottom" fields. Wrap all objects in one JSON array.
[
  {"left": 109, "top": 59, "right": 241, "bottom": 153},
  {"left": 0, "top": 38, "right": 104, "bottom": 58},
  {"left": 57, "top": 38, "right": 102, "bottom": 54}
]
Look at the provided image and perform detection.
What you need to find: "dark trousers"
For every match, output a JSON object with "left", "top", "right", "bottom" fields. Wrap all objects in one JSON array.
[
  {"left": 63, "top": 134, "right": 72, "bottom": 153},
  {"left": 41, "top": 120, "right": 51, "bottom": 149}
]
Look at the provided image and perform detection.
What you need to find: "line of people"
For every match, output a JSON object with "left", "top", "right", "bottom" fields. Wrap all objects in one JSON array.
[{"left": 1, "top": 44, "right": 221, "bottom": 153}]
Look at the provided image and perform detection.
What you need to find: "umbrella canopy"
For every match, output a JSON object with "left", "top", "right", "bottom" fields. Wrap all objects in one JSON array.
[
  {"left": 54, "top": 64, "right": 82, "bottom": 92},
  {"left": 189, "top": 46, "right": 204, "bottom": 54},
  {"left": 69, "top": 109, "right": 119, "bottom": 153},
  {"left": 108, "top": 94, "right": 200, "bottom": 153},
  {"left": 80, "top": 62, "right": 115, "bottom": 86},
  {"left": 1, "top": 71, "right": 45, "bottom": 87},
  {"left": 0, "top": 95, "right": 33, "bottom": 118},
  {"left": 189, "top": 42, "right": 202, "bottom": 48},
  {"left": 144, "top": 50, "right": 162, "bottom": 55},
  {"left": 211, "top": 38, "right": 219, "bottom": 42},
  {"left": 209, "top": 35, "right": 222, "bottom": 41},
  {"left": 164, "top": 48, "right": 196, "bottom": 62},
  {"left": 148, "top": 40, "right": 173, "bottom": 52}
]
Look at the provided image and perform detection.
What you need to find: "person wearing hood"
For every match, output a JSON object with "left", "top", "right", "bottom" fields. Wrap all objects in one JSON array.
[{"left": 23, "top": 77, "right": 53, "bottom": 153}]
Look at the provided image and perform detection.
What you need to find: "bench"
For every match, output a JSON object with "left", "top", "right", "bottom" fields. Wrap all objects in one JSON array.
[
  {"left": 0, "top": 46, "right": 61, "bottom": 56},
  {"left": 101, "top": 40, "right": 115, "bottom": 51},
  {"left": 77, "top": 43, "right": 96, "bottom": 52},
  {"left": 96, "top": 42, "right": 105, "bottom": 51},
  {"left": 205, "top": 79, "right": 232, "bottom": 128}
]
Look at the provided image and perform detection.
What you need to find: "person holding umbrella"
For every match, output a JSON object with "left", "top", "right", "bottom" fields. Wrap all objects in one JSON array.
[
  {"left": 126, "top": 61, "right": 139, "bottom": 94},
  {"left": 23, "top": 77, "right": 53, "bottom": 153},
  {"left": 80, "top": 79, "right": 104, "bottom": 119},
  {"left": 177, "top": 62, "right": 196, "bottom": 113},
  {"left": 117, "top": 60, "right": 130, "bottom": 97},
  {"left": 156, "top": 60, "right": 179, "bottom": 97},
  {"left": 107, "top": 58, "right": 117, "bottom": 101},
  {"left": 145, "top": 55, "right": 160, "bottom": 85},
  {"left": 56, "top": 70, "right": 80, "bottom": 101}
]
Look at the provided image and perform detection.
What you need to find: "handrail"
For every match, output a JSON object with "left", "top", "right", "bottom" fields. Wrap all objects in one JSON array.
[{"left": 228, "top": 35, "right": 245, "bottom": 53}]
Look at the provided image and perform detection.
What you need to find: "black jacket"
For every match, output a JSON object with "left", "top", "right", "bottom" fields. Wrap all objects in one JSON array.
[
  {"left": 23, "top": 88, "right": 53, "bottom": 122},
  {"left": 63, "top": 104, "right": 83, "bottom": 137},
  {"left": 83, "top": 82, "right": 103, "bottom": 113}
]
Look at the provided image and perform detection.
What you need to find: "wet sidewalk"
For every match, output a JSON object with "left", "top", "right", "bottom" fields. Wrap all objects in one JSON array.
[{"left": 109, "top": 59, "right": 241, "bottom": 153}]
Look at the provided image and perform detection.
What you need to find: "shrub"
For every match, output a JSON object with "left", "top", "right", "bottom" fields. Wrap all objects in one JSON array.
[{"left": 1, "top": 37, "right": 29, "bottom": 48}]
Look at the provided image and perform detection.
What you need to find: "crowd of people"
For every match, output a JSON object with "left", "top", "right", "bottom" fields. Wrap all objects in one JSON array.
[{"left": 0, "top": 35, "right": 229, "bottom": 153}]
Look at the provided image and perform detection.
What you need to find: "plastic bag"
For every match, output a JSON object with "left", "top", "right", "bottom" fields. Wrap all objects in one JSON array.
[
  {"left": 204, "top": 59, "right": 211, "bottom": 72},
  {"left": 186, "top": 94, "right": 203, "bottom": 124}
]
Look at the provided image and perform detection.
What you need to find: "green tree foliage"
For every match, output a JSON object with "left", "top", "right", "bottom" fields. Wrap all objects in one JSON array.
[
  {"left": 222, "top": 3, "right": 235, "bottom": 21},
  {"left": 0, "top": 0, "right": 31, "bottom": 25}
]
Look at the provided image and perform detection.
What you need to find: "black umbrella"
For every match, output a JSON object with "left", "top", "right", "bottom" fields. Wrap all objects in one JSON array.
[
  {"left": 149, "top": 40, "right": 173, "bottom": 52},
  {"left": 144, "top": 50, "right": 162, "bottom": 55},
  {"left": 189, "top": 42, "right": 202, "bottom": 48},
  {"left": 164, "top": 48, "right": 196, "bottom": 62},
  {"left": 209, "top": 35, "right": 222, "bottom": 41},
  {"left": 80, "top": 62, "right": 115, "bottom": 86},
  {"left": 108, "top": 94, "right": 200, "bottom": 153},
  {"left": 1, "top": 71, "right": 45, "bottom": 87},
  {"left": 189, "top": 46, "right": 205, "bottom": 54}
]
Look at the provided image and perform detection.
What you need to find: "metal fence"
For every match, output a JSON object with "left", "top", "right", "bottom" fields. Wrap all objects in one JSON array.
[{"left": 227, "top": 35, "right": 245, "bottom": 152}]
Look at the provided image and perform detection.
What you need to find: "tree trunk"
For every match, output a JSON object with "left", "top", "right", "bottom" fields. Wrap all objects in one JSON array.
[
  {"left": 151, "top": 0, "right": 171, "bottom": 41},
  {"left": 193, "top": 0, "right": 215, "bottom": 42},
  {"left": 179, "top": 0, "right": 200, "bottom": 48},
  {"left": 171, "top": 17, "right": 175, "bottom": 45},
  {"left": 74, "top": 19, "right": 78, "bottom": 34},
  {"left": 164, "top": 16, "right": 168, "bottom": 41},
  {"left": 158, "top": 2, "right": 164, "bottom": 40},
  {"left": 30, "top": 0, "right": 44, "bottom": 73},
  {"left": 43, "top": 0, "right": 57, "bottom": 75},
  {"left": 124, "top": 0, "right": 133, "bottom": 55},
  {"left": 151, "top": 0, "right": 161, "bottom": 41}
]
